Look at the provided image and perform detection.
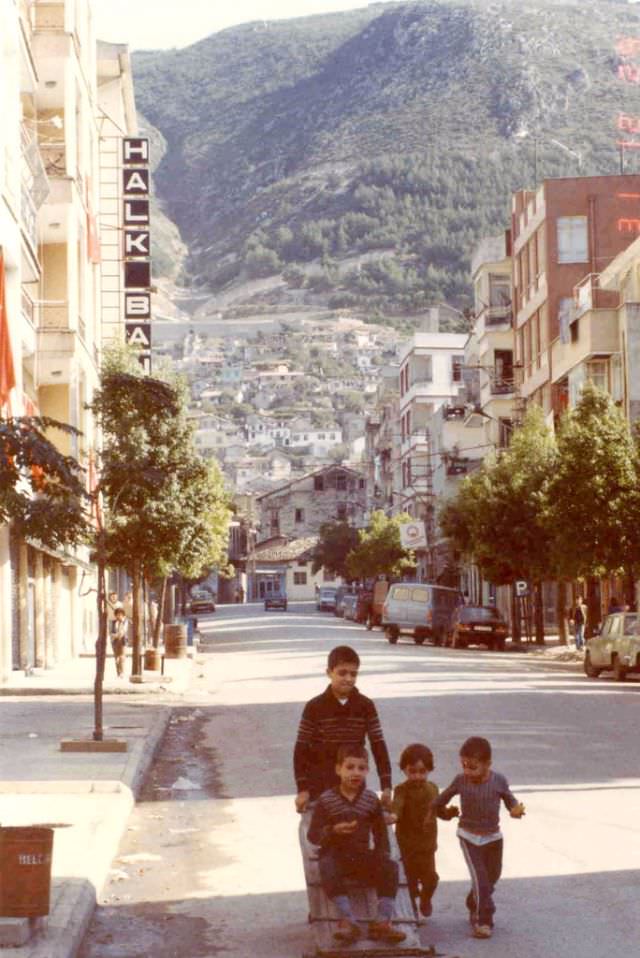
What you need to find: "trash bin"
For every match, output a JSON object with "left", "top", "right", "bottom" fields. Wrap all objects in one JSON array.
[
  {"left": 144, "top": 648, "right": 161, "bottom": 671},
  {"left": 177, "top": 615, "right": 196, "bottom": 646},
  {"left": 164, "top": 623, "right": 187, "bottom": 658},
  {"left": 0, "top": 826, "right": 54, "bottom": 917}
]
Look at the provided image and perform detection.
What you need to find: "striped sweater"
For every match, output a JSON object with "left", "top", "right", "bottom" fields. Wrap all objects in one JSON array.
[
  {"left": 307, "top": 785, "right": 389, "bottom": 858},
  {"left": 293, "top": 686, "right": 392, "bottom": 799},
  {"left": 433, "top": 771, "right": 518, "bottom": 835}
]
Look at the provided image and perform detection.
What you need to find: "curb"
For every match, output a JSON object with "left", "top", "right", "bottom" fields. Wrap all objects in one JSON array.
[{"left": 10, "top": 709, "right": 173, "bottom": 958}]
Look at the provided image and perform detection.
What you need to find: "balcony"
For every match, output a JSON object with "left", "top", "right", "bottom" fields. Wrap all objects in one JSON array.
[
  {"left": 550, "top": 309, "right": 619, "bottom": 385},
  {"left": 34, "top": 1, "right": 65, "bottom": 31}
]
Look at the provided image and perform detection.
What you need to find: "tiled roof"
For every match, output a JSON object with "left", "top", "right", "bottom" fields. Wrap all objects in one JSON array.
[{"left": 248, "top": 536, "right": 318, "bottom": 563}]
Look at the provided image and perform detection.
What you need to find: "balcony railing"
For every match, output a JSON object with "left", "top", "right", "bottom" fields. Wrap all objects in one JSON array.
[
  {"left": 21, "top": 288, "right": 35, "bottom": 325},
  {"left": 490, "top": 378, "right": 515, "bottom": 395},
  {"left": 484, "top": 305, "right": 512, "bottom": 327},
  {"left": 40, "top": 301, "right": 69, "bottom": 328},
  {"left": 34, "top": 1, "right": 65, "bottom": 31},
  {"left": 20, "top": 185, "right": 38, "bottom": 252},
  {"left": 39, "top": 142, "right": 66, "bottom": 178}
]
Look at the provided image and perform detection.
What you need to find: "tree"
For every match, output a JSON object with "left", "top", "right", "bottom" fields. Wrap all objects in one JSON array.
[
  {"left": 91, "top": 361, "right": 232, "bottom": 685},
  {"left": 439, "top": 407, "right": 556, "bottom": 642},
  {"left": 546, "top": 383, "right": 638, "bottom": 633},
  {"left": 346, "top": 511, "right": 415, "bottom": 581},
  {"left": 0, "top": 416, "right": 87, "bottom": 548},
  {"left": 312, "top": 520, "right": 360, "bottom": 581}
]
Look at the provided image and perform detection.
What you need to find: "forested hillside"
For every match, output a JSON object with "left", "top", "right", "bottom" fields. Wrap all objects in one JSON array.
[{"left": 134, "top": 0, "right": 640, "bottom": 317}]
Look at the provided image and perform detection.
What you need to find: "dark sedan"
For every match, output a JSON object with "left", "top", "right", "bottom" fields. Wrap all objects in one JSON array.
[
  {"left": 189, "top": 590, "right": 216, "bottom": 614},
  {"left": 265, "top": 591, "right": 288, "bottom": 611},
  {"left": 447, "top": 605, "right": 509, "bottom": 651}
]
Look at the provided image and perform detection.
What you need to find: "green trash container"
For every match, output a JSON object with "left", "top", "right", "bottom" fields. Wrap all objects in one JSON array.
[{"left": 0, "top": 826, "right": 54, "bottom": 917}]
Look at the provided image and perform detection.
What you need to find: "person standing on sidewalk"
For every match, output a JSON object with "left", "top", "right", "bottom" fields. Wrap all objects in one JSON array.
[
  {"left": 111, "top": 608, "right": 129, "bottom": 678},
  {"left": 571, "top": 597, "right": 587, "bottom": 650}
]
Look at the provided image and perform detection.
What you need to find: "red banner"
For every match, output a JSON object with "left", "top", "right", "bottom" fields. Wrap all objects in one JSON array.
[{"left": 0, "top": 252, "right": 16, "bottom": 413}]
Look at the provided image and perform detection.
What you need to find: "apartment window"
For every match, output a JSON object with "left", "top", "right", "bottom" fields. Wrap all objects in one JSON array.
[
  {"left": 269, "top": 510, "right": 280, "bottom": 534},
  {"left": 586, "top": 359, "right": 608, "bottom": 392},
  {"left": 489, "top": 275, "right": 510, "bottom": 308},
  {"left": 557, "top": 216, "right": 588, "bottom": 264},
  {"left": 358, "top": 478, "right": 365, "bottom": 489},
  {"left": 294, "top": 572, "right": 307, "bottom": 585},
  {"left": 493, "top": 350, "right": 513, "bottom": 392},
  {"left": 317, "top": 433, "right": 325, "bottom": 440},
  {"left": 498, "top": 418, "right": 512, "bottom": 449},
  {"left": 336, "top": 473, "right": 347, "bottom": 491},
  {"left": 451, "top": 355, "right": 464, "bottom": 383},
  {"left": 314, "top": 475, "right": 324, "bottom": 491},
  {"left": 337, "top": 503, "right": 348, "bottom": 521},
  {"left": 295, "top": 508, "right": 305, "bottom": 524}
]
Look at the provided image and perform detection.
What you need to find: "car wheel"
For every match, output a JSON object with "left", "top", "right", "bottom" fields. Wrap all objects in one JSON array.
[
  {"left": 366, "top": 616, "right": 373, "bottom": 630},
  {"left": 413, "top": 631, "right": 425, "bottom": 645},
  {"left": 583, "top": 652, "right": 601, "bottom": 678},
  {"left": 385, "top": 626, "right": 399, "bottom": 644},
  {"left": 613, "top": 655, "right": 627, "bottom": 682},
  {"left": 433, "top": 628, "right": 445, "bottom": 647}
]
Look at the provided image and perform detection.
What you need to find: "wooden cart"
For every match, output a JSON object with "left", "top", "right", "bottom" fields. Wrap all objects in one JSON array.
[{"left": 299, "top": 812, "right": 441, "bottom": 958}]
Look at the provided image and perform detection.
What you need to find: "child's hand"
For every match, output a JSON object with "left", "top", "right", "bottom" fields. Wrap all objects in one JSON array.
[
  {"left": 441, "top": 805, "right": 459, "bottom": 820},
  {"left": 333, "top": 820, "right": 358, "bottom": 835},
  {"left": 510, "top": 802, "right": 526, "bottom": 819},
  {"left": 295, "top": 790, "right": 310, "bottom": 813},
  {"left": 380, "top": 788, "right": 393, "bottom": 811}
]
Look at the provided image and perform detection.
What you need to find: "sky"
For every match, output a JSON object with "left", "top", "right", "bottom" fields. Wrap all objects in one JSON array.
[{"left": 92, "top": 1, "right": 386, "bottom": 51}]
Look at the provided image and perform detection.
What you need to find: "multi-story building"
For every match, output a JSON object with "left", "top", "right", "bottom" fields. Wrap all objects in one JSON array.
[
  {"left": 512, "top": 175, "right": 640, "bottom": 415},
  {"left": 467, "top": 233, "right": 518, "bottom": 449},
  {"left": 256, "top": 464, "right": 367, "bottom": 542},
  {"left": 1, "top": 1, "right": 138, "bottom": 683},
  {"left": 397, "top": 332, "right": 467, "bottom": 527},
  {"left": 364, "top": 365, "right": 400, "bottom": 517}
]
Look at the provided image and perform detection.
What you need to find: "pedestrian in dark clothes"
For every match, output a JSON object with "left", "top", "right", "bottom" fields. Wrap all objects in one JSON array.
[
  {"left": 433, "top": 736, "right": 525, "bottom": 941},
  {"left": 293, "top": 645, "right": 392, "bottom": 812},
  {"left": 307, "top": 744, "right": 406, "bottom": 945},
  {"left": 391, "top": 743, "right": 457, "bottom": 918}
]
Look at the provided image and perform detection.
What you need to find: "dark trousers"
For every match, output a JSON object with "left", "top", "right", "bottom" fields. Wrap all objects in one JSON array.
[
  {"left": 400, "top": 848, "right": 438, "bottom": 904},
  {"left": 111, "top": 637, "right": 125, "bottom": 677},
  {"left": 319, "top": 849, "right": 399, "bottom": 900},
  {"left": 459, "top": 837, "right": 503, "bottom": 927}
]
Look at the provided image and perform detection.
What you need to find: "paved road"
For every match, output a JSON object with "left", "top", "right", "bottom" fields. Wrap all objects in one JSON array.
[{"left": 80, "top": 602, "right": 640, "bottom": 958}]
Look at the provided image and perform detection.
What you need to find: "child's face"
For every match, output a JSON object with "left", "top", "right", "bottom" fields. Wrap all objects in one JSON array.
[
  {"left": 403, "top": 760, "right": 430, "bottom": 783},
  {"left": 336, "top": 755, "right": 368, "bottom": 791},
  {"left": 327, "top": 661, "right": 358, "bottom": 698},
  {"left": 460, "top": 754, "right": 491, "bottom": 783}
]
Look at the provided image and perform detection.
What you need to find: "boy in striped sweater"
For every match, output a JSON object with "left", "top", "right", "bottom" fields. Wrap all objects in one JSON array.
[
  {"left": 307, "top": 744, "right": 406, "bottom": 944},
  {"left": 433, "top": 736, "right": 526, "bottom": 940},
  {"left": 294, "top": 645, "right": 392, "bottom": 813}
]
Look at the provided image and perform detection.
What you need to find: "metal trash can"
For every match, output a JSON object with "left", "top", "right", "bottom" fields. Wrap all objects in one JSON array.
[
  {"left": 0, "top": 826, "right": 54, "bottom": 917},
  {"left": 177, "top": 615, "right": 197, "bottom": 645}
]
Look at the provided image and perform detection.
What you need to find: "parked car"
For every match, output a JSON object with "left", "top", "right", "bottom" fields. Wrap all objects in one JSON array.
[
  {"left": 317, "top": 586, "right": 338, "bottom": 612},
  {"left": 447, "top": 605, "right": 509, "bottom": 651},
  {"left": 584, "top": 612, "right": 640, "bottom": 681},
  {"left": 382, "top": 583, "right": 463, "bottom": 645},
  {"left": 342, "top": 594, "right": 358, "bottom": 621},
  {"left": 334, "top": 587, "right": 356, "bottom": 617},
  {"left": 189, "top": 590, "right": 216, "bottom": 614},
  {"left": 366, "top": 580, "right": 390, "bottom": 629},
  {"left": 265, "top": 590, "right": 288, "bottom": 611}
]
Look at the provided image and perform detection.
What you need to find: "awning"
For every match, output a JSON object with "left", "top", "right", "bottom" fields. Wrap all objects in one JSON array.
[{"left": 25, "top": 538, "right": 95, "bottom": 573}]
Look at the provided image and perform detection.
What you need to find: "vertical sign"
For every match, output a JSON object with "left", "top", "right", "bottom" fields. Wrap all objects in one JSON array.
[{"left": 122, "top": 138, "right": 152, "bottom": 373}]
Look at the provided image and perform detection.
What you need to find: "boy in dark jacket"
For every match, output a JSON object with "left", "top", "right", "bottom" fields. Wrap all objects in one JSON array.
[
  {"left": 307, "top": 744, "right": 405, "bottom": 945},
  {"left": 294, "top": 645, "right": 392, "bottom": 812}
]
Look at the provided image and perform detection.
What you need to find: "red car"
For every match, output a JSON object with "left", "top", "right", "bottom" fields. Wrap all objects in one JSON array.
[{"left": 447, "top": 605, "right": 509, "bottom": 651}]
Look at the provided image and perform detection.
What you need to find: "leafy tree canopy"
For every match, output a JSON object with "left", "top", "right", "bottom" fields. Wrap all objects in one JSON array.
[
  {"left": 346, "top": 510, "right": 415, "bottom": 581},
  {"left": 312, "top": 520, "right": 360, "bottom": 580}
]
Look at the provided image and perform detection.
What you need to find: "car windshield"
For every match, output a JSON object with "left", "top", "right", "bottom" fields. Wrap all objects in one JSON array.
[
  {"left": 622, "top": 614, "right": 640, "bottom": 635},
  {"left": 320, "top": 588, "right": 337, "bottom": 596},
  {"left": 459, "top": 607, "right": 500, "bottom": 622}
]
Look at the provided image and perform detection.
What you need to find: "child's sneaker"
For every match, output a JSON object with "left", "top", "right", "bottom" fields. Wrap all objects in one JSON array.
[
  {"left": 367, "top": 920, "right": 407, "bottom": 943},
  {"left": 333, "top": 919, "right": 361, "bottom": 943},
  {"left": 472, "top": 924, "right": 493, "bottom": 939},
  {"left": 419, "top": 891, "right": 432, "bottom": 917}
]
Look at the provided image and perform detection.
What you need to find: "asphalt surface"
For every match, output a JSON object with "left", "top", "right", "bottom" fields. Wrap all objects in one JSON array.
[{"left": 79, "top": 602, "right": 640, "bottom": 958}]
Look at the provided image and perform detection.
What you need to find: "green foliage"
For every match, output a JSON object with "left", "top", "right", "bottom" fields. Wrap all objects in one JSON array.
[
  {"left": 0, "top": 416, "right": 87, "bottom": 549},
  {"left": 439, "top": 407, "right": 556, "bottom": 584},
  {"left": 312, "top": 520, "right": 360, "bottom": 580},
  {"left": 546, "top": 384, "right": 637, "bottom": 579},
  {"left": 346, "top": 510, "right": 415, "bottom": 580},
  {"left": 133, "top": 0, "right": 640, "bottom": 313}
]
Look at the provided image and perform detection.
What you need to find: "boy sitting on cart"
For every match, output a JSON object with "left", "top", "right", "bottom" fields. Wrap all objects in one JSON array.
[{"left": 307, "top": 744, "right": 406, "bottom": 945}]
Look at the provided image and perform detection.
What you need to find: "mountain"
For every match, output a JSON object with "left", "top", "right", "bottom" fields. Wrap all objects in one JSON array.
[{"left": 133, "top": 0, "right": 640, "bottom": 321}]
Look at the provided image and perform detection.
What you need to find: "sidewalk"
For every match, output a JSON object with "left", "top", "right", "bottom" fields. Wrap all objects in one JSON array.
[{"left": 0, "top": 652, "right": 197, "bottom": 957}]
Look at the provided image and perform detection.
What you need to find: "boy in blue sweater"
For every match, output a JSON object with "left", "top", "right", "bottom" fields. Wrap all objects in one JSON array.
[{"left": 433, "top": 736, "right": 525, "bottom": 940}]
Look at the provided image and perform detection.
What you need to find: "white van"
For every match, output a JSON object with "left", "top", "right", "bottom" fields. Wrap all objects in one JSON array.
[{"left": 382, "top": 583, "right": 463, "bottom": 645}]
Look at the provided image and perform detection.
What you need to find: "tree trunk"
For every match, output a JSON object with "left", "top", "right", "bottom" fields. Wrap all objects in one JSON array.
[
  {"left": 93, "top": 556, "right": 107, "bottom": 741},
  {"left": 556, "top": 580, "right": 568, "bottom": 645},
  {"left": 131, "top": 560, "right": 143, "bottom": 677},
  {"left": 153, "top": 576, "right": 167, "bottom": 648},
  {"left": 534, "top": 581, "right": 545, "bottom": 644},
  {"left": 510, "top": 583, "right": 521, "bottom": 642},
  {"left": 586, "top": 576, "right": 600, "bottom": 639}
]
